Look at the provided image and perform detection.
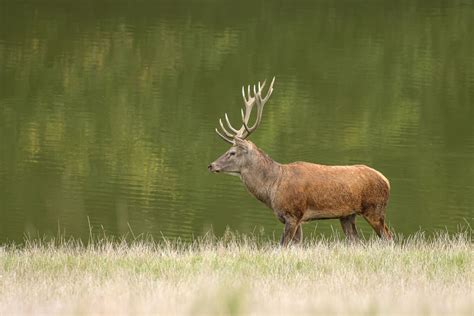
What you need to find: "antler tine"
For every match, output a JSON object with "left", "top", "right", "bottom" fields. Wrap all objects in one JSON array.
[
  {"left": 219, "top": 118, "right": 235, "bottom": 137},
  {"left": 224, "top": 113, "right": 239, "bottom": 133},
  {"left": 260, "top": 76, "right": 275, "bottom": 103},
  {"left": 215, "top": 128, "right": 234, "bottom": 144},
  {"left": 255, "top": 77, "right": 274, "bottom": 125},
  {"left": 258, "top": 79, "right": 267, "bottom": 92}
]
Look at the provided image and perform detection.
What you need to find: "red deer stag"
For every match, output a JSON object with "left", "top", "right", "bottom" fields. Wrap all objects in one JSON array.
[{"left": 208, "top": 78, "right": 392, "bottom": 246}]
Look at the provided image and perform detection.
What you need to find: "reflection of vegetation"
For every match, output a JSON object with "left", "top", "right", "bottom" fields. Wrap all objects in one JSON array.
[{"left": 0, "top": 0, "right": 472, "bottom": 241}]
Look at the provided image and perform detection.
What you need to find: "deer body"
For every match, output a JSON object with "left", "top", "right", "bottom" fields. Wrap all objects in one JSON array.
[
  {"left": 275, "top": 162, "right": 390, "bottom": 221},
  {"left": 209, "top": 78, "right": 392, "bottom": 245}
]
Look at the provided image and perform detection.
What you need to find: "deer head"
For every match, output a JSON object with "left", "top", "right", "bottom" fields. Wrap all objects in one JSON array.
[{"left": 208, "top": 77, "right": 275, "bottom": 175}]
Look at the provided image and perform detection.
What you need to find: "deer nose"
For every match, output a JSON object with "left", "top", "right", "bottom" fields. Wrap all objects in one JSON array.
[{"left": 208, "top": 163, "right": 220, "bottom": 173}]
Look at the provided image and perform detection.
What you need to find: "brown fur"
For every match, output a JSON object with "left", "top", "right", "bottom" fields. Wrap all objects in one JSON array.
[{"left": 209, "top": 139, "right": 392, "bottom": 246}]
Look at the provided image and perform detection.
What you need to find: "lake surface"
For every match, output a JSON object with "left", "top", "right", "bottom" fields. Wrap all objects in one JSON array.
[{"left": 1, "top": 0, "right": 473, "bottom": 242}]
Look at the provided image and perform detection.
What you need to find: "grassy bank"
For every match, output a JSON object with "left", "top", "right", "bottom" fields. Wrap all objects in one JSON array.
[{"left": 0, "top": 232, "right": 472, "bottom": 315}]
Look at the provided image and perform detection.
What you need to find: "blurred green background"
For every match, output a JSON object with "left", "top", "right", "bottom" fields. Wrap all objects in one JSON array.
[{"left": 0, "top": 0, "right": 473, "bottom": 242}]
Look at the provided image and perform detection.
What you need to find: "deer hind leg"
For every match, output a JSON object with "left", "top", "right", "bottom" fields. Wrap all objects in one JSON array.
[
  {"left": 362, "top": 207, "right": 392, "bottom": 240},
  {"left": 292, "top": 225, "right": 303, "bottom": 244},
  {"left": 339, "top": 214, "right": 358, "bottom": 241}
]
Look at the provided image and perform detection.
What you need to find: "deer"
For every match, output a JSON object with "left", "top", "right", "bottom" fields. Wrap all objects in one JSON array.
[{"left": 208, "top": 77, "right": 392, "bottom": 246}]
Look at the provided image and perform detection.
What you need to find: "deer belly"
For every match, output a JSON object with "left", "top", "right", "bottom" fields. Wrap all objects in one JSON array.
[{"left": 301, "top": 208, "right": 355, "bottom": 222}]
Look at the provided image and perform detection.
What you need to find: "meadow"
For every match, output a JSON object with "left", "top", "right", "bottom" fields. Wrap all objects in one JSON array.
[{"left": 0, "top": 232, "right": 472, "bottom": 315}]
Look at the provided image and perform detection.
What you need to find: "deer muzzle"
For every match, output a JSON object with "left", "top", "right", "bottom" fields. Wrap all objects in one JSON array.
[{"left": 208, "top": 163, "right": 221, "bottom": 173}]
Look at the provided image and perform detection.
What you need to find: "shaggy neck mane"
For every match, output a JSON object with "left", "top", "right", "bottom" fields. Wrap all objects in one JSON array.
[{"left": 240, "top": 147, "right": 281, "bottom": 207}]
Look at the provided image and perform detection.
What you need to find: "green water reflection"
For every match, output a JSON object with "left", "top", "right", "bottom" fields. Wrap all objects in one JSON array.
[{"left": 0, "top": 0, "right": 473, "bottom": 242}]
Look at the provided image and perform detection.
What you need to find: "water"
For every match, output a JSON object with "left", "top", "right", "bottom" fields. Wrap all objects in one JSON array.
[{"left": 0, "top": 0, "right": 473, "bottom": 242}]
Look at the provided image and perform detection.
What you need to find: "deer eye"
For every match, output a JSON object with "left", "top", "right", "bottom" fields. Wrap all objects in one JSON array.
[{"left": 229, "top": 152, "right": 236, "bottom": 156}]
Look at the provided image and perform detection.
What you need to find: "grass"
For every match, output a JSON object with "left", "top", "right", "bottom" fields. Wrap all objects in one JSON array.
[{"left": 0, "top": 231, "right": 472, "bottom": 315}]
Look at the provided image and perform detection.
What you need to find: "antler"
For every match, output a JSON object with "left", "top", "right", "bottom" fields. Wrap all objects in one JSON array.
[{"left": 215, "top": 77, "right": 275, "bottom": 144}]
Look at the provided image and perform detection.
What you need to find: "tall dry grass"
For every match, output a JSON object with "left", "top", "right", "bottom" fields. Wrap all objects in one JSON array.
[{"left": 0, "top": 231, "right": 472, "bottom": 315}]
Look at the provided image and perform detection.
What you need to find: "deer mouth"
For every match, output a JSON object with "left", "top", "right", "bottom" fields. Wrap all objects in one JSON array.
[{"left": 224, "top": 171, "right": 241, "bottom": 177}]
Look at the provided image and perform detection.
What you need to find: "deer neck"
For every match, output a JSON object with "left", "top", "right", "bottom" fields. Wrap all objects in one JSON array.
[{"left": 240, "top": 148, "right": 281, "bottom": 207}]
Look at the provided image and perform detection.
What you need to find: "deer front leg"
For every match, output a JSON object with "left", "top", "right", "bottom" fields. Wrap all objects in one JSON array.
[
  {"left": 340, "top": 214, "right": 358, "bottom": 242},
  {"left": 280, "top": 220, "right": 299, "bottom": 247}
]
